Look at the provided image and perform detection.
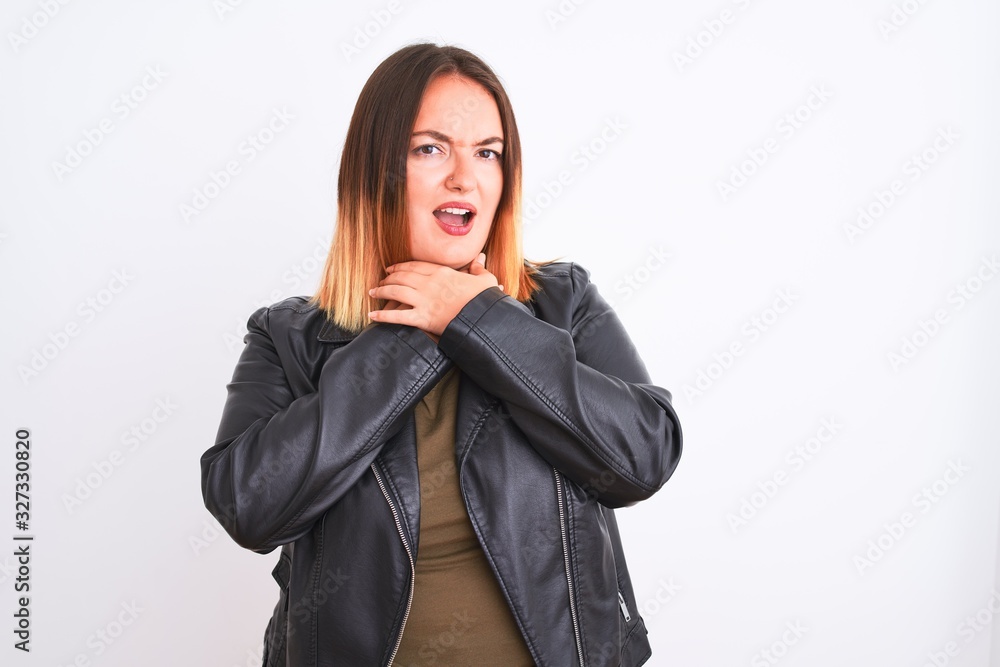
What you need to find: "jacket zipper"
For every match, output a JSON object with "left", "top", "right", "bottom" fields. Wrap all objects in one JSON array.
[
  {"left": 554, "top": 470, "right": 585, "bottom": 666},
  {"left": 618, "top": 590, "right": 632, "bottom": 622},
  {"left": 371, "top": 463, "right": 414, "bottom": 667}
]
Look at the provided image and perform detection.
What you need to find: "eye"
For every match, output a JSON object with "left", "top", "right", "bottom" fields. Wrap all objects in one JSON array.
[
  {"left": 412, "top": 144, "right": 443, "bottom": 156},
  {"left": 478, "top": 149, "right": 502, "bottom": 161}
]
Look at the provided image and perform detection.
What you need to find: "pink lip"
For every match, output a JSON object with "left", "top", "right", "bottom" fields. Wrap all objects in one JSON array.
[{"left": 433, "top": 201, "right": 477, "bottom": 237}]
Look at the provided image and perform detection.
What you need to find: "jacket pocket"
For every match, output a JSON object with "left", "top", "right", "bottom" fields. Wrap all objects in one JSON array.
[
  {"left": 615, "top": 582, "right": 652, "bottom": 667},
  {"left": 618, "top": 588, "right": 632, "bottom": 623},
  {"left": 263, "top": 550, "right": 291, "bottom": 667}
]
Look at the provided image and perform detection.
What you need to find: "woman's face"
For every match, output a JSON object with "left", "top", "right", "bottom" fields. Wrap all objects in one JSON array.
[{"left": 405, "top": 74, "right": 504, "bottom": 270}]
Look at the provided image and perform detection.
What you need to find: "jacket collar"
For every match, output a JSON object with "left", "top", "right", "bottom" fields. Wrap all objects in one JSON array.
[{"left": 316, "top": 317, "right": 359, "bottom": 343}]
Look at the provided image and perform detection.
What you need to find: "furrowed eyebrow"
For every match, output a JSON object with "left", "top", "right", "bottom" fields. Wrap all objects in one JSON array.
[{"left": 411, "top": 130, "right": 504, "bottom": 147}]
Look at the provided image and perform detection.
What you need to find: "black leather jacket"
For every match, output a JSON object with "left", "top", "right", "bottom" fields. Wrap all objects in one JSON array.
[{"left": 201, "top": 261, "right": 682, "bottom": 666}]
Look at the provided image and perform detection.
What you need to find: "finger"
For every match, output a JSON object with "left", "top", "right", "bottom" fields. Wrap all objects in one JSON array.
[
  {"left": 370, "top": 283, "right": 419, "bottom": 304},
  {"left": 369, "top": 305, "right": 431, "bottom": 330},
  {"left": 369, "top": 298, "right": 403, "bottom": 317},
  {"left": 378, "top": 269, "right": 425, "bottom": 289},
  {"left": 384, "top": 260, "right": 437, "bottom": 276}
]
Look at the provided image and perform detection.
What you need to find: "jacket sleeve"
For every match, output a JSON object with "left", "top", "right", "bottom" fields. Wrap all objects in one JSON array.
[
  {"left": 201, "top": 304, "right": 452, "bottom": 554},
  {"left": 436, "top": 262, "right": 682, "bottom": 508}
]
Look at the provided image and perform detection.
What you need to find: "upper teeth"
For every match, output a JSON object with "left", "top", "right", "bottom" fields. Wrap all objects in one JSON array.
[{"left": 439, "top": 207, "right": 471, "bottom": 215}]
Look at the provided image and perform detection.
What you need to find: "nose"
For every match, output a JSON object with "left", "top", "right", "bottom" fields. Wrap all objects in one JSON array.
[{"left": 447, "top": 153, "right": 474, "bottom": 192}]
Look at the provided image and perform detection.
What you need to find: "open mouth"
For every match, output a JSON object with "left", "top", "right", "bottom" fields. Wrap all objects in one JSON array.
[{"left": 433, "top": 207, "right": 475, "bottom": 226}]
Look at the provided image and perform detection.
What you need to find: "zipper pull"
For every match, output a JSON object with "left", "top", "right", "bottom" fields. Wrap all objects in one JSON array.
[{"left": 618, "top": 590, "right": 632, "bottom": 622}]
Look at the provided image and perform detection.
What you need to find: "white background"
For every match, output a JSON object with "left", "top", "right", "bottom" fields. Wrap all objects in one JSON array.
[{"left": 2, "top": 0, "right": 999, "bottom": 665}]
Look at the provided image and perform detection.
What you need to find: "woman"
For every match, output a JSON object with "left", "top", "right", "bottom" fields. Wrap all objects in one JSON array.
[{"left": 201, "top": 42, "right": 682, "bottom": 667}]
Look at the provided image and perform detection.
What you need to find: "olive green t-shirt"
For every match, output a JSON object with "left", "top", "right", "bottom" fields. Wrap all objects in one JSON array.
[{"left": 392, "top": 366, "right": 535, "bottom": 667}]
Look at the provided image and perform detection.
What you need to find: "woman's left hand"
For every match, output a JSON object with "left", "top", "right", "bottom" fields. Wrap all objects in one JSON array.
[{"left": 368, "top": 252, "right": 500, "bottom": 343}]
